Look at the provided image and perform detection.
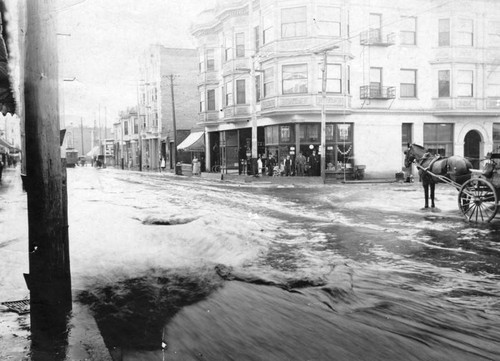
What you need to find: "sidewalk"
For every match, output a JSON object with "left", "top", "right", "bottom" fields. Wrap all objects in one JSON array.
[
  {"left": 0, "top": 166, "right": 112, "bottom": 361},
  {"left": 123, "top": 166, "right": 396, "bottom": 185}
]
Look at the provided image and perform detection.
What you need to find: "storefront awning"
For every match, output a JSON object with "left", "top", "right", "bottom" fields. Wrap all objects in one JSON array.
[
  {"left": 86, "top": 146, "right": 100, "bottom": 157},
  {"left": 0, "top": 137, "right": 15, "bottom": 151},
  {"left": 177, "top": 131, "right": 205, "bottom": 152}
]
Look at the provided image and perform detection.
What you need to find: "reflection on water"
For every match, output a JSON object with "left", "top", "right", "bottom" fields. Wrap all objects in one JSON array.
[{"left": 77, "top": 267, "right": 223, "bottom": 352}]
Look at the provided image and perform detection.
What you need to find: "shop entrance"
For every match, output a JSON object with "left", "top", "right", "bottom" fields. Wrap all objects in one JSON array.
[{"left": 464, "top": 130, "right": 481, "bottom": 169}]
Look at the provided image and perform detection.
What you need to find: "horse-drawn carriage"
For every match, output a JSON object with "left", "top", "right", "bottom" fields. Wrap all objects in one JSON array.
[{"left": 405, "top": 144, "right": 500, "bottom": 223}]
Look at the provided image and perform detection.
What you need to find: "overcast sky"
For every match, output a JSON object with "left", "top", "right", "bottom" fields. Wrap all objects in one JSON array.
[{"left": 56, "top": 0, "right": 213, "bottom": 127}]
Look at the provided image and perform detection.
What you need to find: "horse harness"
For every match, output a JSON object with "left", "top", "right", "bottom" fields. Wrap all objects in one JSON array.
[{"left": 418, "top": 153, "right": 441, "bottom": 174}]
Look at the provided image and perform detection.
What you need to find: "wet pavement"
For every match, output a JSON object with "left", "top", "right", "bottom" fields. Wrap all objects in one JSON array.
[{"left": 1, "top": 166, "right": 500, "bottom": 360}]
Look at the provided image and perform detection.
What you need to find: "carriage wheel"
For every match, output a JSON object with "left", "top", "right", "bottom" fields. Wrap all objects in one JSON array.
[{"left": 458, "top": 178, "right": 498, "bottom": 223}]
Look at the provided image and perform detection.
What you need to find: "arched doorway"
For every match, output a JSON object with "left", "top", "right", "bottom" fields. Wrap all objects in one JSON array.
[{"left": 464, "top": 130, "right": 481, "bottom": 169}]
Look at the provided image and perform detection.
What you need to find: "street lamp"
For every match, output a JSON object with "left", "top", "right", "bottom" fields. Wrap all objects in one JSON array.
[{"left": 313, "top": 43, "right": 339, "bottom": 183}]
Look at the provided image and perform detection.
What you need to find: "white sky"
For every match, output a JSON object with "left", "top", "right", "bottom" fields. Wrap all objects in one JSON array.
[{"left": 56, "top": 0, "right": 213, "bottom": 127}]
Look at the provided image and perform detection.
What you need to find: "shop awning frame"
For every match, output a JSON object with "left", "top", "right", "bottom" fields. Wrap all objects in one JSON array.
[
  {"left": 0, "top": 137, "right": 16, "bottom": 151},
  {"left": 177, "top": 131, "right": 205, "bottom": 152}
]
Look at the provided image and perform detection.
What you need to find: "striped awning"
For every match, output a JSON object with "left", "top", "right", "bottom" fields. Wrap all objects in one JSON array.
[{"left": 177, "top": 131, "right": 205, "bottom": 152}]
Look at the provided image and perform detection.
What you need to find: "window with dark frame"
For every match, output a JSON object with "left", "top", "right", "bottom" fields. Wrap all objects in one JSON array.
[
  {"left": 457, "top": 19, "right": 473, "bottom": 47},
  {"left": 316, "top": 6, "right": 341, "bottom": 37},
  {"left": 235, "top": 33, "right": 245, "bottom": 57},
  {"left": 318, "top": 64, "right": 342, "bottom": 93},
  {"left": 402, "top": 123, "right": 412, "bottom": 147},
  {"left": 457, "top": 70, "right": 473, "bottom": 97},
  {"left": 236, "top": 79, "right": 246, "bottom": 104},
  {"left": 255, "top": 74, "right": 261, "bottom": 102},
  {"left": 281, "top": 7, "right": 307, "bottom": 38},
  {"left": 488, "top": 21, "right": 500, "bottom": 47},
  {"left": 264, "top": 67, "right": 274, "bottom": 97},
  {"left": 438, "top": 70, "right": 450, "bottom": 97},
  {"left": 424, "top": 123, "right": 453, "bottom": 156},
  {"left": 487, "top": 70, "right": 500, "bottom": 97},
  {"left": 224, "top": 34, "right": 232, "bottom": 62},
  {"left": 400, "top": 69, "right": 417, "bottom": 98},
  {"left": 439, "top": 19, "right": 450, "bottom": 46},
  {"left": 207, "top": 89, "right": 215, "bottom": 111},
  {"left": 254, "top": 26, "right": 260, "bottom": 50},
  {"left": 282, "top": 64, "right": 308, "bottom": 94},
  {"left": 206, "top": 49, "right": 215, "bottom": 71},
  {"left": 225, "top": 80, "right": 233, "bottom": 106},
  {"left": 400, "top": 16, "right": 416, "bottom": 45},
  {"left": 493, "top": 123, "right": 500, "bottom": 151}
]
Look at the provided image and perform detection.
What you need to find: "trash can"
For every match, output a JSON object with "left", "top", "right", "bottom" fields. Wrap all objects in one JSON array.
[
  {"left": 181, "top": 163, "right": 193, "bottom": 176},
  {"left": 175, "top": 162, "right": 182, "bottom": 175}
]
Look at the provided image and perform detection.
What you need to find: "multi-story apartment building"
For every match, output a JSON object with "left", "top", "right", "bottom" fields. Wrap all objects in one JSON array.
[
  {"left": 192, "top": 0, "right": 500, "bottom": 178},
  {"left": 138, "top": 46, "right": 199, "bottom": 170},
  {"left": 114, "top": 108, "right": 141, "bottom": 170}
]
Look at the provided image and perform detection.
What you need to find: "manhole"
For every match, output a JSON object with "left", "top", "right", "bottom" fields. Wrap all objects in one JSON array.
[{"left": 1, "top": 299, "right": 30, "bottom": 314}]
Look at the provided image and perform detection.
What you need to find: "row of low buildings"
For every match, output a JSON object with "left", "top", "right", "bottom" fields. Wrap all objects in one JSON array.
[{"left": 113, "top": 0, "right": 500, "bottom": 178}]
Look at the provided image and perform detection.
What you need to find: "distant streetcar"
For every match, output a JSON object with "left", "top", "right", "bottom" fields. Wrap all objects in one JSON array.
[{"left": 66, "top": 149, "right": 78, "bottom": 167}]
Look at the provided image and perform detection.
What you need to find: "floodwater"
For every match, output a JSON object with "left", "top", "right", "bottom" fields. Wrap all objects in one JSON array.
[{"left": 64, "top": 168, "right": 500, "bottom": 360}]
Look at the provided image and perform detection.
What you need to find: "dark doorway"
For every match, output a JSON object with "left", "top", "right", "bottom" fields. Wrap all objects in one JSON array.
[
  {"left": 209, "top": 132, "right": 220, "bottom": 172},
  {"left": 464, "top": 130, "right": 481, "bottom": 169}
]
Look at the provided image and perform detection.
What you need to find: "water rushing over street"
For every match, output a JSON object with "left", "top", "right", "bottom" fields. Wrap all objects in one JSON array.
[
  {"left": 66, "top": 167, "right": 500, "bottom": 361},
  {"left": 3, "top": 166, "right": 500, "bottom": 360}
]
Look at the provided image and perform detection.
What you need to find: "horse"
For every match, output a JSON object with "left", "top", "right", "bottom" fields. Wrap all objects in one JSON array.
[{"left": 404, "top": 144, "right": 473, "bottom": 209}]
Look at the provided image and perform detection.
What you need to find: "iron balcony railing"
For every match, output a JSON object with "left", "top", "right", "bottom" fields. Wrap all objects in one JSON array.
[
  {"left": 360, "top": 29, "right": 395, "bottom": 46},
  {"left": 360, "top": 85, "right": 396, "bottom": 99}
]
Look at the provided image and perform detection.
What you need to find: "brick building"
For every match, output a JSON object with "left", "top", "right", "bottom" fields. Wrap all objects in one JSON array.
[{"left": 138, "top": 46, "right": 199, "bottom": 171}]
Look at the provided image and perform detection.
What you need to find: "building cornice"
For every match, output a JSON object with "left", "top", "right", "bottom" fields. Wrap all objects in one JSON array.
[{"left": 191, "top": 2, "right": 249, "bottom": 37}]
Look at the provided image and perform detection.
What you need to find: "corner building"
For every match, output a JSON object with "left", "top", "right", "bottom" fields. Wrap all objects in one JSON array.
[{"left": 192, "top": 0, "right": 500, "bottom": 178}]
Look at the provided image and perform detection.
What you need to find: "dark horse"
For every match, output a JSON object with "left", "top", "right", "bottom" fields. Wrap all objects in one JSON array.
[{"left": 404, "top": 144, "right": 472, "bottom": 208}]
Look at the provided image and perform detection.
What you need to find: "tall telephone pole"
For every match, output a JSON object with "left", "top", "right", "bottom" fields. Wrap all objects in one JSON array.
[
  {"left": 80, "top": 117, "right": 84, "bottom": 156},
  {"left": 168, "top": 74, "right": 178, "bottom": 167},
  {"left": 24, "top": 0, "right": 72, "bottom": 351}
]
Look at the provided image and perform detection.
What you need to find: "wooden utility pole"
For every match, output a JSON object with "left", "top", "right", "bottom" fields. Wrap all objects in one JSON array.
[
  {"left": 80, "top": 117, "right": 84, "bottom": 156},
  {"left": 23, "top": 0, "right": 72, "bottom": 350},
  {"left": 169, "top": 74, "right": 178, "bottom": 167}
]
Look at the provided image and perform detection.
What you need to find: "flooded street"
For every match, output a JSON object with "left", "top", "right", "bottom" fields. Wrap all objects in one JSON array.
[{"left": 61, "top": 167, "right": 500, "bottom": 361}]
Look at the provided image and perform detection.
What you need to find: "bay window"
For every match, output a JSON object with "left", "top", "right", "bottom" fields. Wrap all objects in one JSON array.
[{"left": 282, "top": 64, "right": 308, "bottom": 94}]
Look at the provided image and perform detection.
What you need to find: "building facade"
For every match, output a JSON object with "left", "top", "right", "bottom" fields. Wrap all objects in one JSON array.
[
  {"left": 114, "top": 108, "right": 141, "bottom": 170},
  {"left": 191, "top": 0, "right": 500, "bottom": 177},
  {"left": 138, "top": 46, "right": 199, "bottom": 171}
]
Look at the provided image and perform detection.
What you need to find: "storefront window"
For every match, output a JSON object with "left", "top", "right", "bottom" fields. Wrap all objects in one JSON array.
[
  {"left": 324, "top": 123, "right": 354, "bottom": 170},
  {"left": 300, "top": 124, "right": 320, "bottom": 142},
  {"left": 326, "top": 124, "right": 334, "bottom": 141},
  {"left": 424, "top": 123, "right": 453, "bottom": 156},
  {"left": 265, "top": 125, "right": 279, "bottom": 145},
  {"left": 493, "top": 123, "right": 500, "bottom": 152},
  {"left": 280, "top": 126, "right": 291, "bottom": 142}
]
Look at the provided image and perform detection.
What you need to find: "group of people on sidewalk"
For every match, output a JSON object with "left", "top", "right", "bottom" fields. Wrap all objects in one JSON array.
[{"left": 256, "top": 151, "right": 321, "bottom": 177}]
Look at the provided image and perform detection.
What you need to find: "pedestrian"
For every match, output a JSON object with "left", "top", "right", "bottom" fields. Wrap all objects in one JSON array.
[
  {"left": 257, "top": 155, "right": 263, "bottom": 176},
  {"left": 267, "top": 155, "right": 276, "bottom": 176},
  {"left": 192, "top": 156, "right": 200, "bottom": 175},
  {"left": 296, "top": 151, "right": 306, "bottom": 176},
  {"left": 309, "top": 150, "right": 320, "bottom": 176},
  {"left": 0, "top": 156, "right": 3, "bottom": 182},
  {"left": 160, "top": 157, "right": 166, "bottom": 172},
  {"left": 284, "top": 155, "right": 292, "bottom": 176}
]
